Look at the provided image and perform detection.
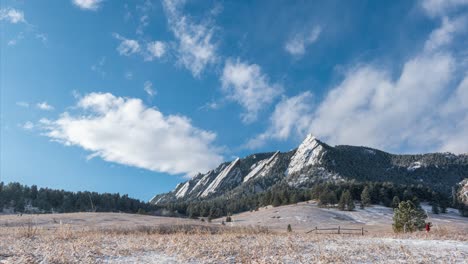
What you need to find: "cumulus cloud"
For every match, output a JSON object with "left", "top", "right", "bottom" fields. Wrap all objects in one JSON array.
[
  {"left": 221, "top": 59, "right": 283, "bottom": 123},
  {"left": 39, "top": 92, "right": 223, "bottom": 175},
  {"left": 36, "top": 102, "right": 54, "bottom": 111},
  {"left": 113, "top": 33, "right": 140, "bottom": 56},
  {"left": 143, "top": 81, "right": 157, "bottom": 97},
  {"left": 162, "top": 0, "right": 218, "bottom": 77},
  {"left": 250, "top": 15, "right": 468, "bottom": 154},
  {"left": 285, "top": 26, "right": 321, "bottom": 57},
  {"left": 0, "top": 8, "right": 25, "bottom": 23},
  {"left": 72, "top": 0, "right": 103, "bottom": 11},
  {"left": 146, "top": 41, "right": 166, "bottom": 60}
]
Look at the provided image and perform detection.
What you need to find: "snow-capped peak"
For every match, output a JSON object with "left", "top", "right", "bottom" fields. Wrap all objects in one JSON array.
[{"left": 286, "top": 133, "right": 326, "bottom": 175}]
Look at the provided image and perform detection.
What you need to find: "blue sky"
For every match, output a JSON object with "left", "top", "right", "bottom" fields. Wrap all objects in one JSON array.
[{"left": 1, "top": 0, "right": 468, "bottom": 201}]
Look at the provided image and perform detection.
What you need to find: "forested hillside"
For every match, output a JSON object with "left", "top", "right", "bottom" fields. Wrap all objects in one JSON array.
[{"left": 0, "top": 182, "right": 156, "bottom": 214}]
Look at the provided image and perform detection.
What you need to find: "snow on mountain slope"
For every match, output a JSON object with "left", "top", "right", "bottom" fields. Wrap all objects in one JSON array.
[
  {"left": 175, "top": 182, "right": 190, "bottom": 198},
  {"left": 201, "top": 158, "right": 241, "bottom": 197},
  {"left": 286, "top": 134, "right": 326, "bottom": 175},
  {"left": 407, "top": 161, "right": 424, "bottom": 171},
  {"left": 189, "top": 170, "right": 214, "bottom": 196},
  {"left": 243, "top": 151, "right": 279, "bottom": 183}
]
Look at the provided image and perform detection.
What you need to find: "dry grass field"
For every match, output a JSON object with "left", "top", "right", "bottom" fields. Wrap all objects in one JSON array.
[{"left": 0, "top": 202, "right": 467, "bottom": 263}]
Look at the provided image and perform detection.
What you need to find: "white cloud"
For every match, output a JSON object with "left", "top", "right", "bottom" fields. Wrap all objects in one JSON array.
[
  {"left": 162, "top": 0, "right": 218, "bottom": 77},
  {"left": 39, "top": 92, "right": 223, "bottom": 175},
  {"left": 72, "top": 0, "right": 103, "bottom": 11},
  {"left": 144, "top": 81, "right": 157, "bottom": 97},
  {"left": 16, "top": 101, "right": 29, "bottom": 108},
  {"left": 307, "top": 53, "right": 458, "bottom": 152},
  {"left": 221, "top": 59, "right": 283, "bottom": 123},
  {"left": 421, "top": 0, "right": 468, "bottom": 17},
  {"left": 146, "top": 41, "right": 166, "bottom": 60},
  {"left": 425, "top": 16, "right": 467, "bottom": 51},
  {"left": 246, "top": 92, "right": 314, "bottom": 149},
  {"left": 0, "top": 8, "right": 25, "bottom": 23},
  {"left": 285, "top": 26, "right": 321, "bottom": 57},
  {"left": 113, "top": 34, "right": 140, "bottom": 56},
  {"left": 136, "top": 0, "right": 153, "bottom": 35},
  {"left": 438, "top": 76, "right": 468, "bottom": 153},
  {"left": 22, "top": 121, "right": 34, "bottom": 130},
  {"left": 36, "top": 102, "right": 54, "bottom": 111},
  {"left": 1, "top": 8, "right": 47, "bottom": 46},
  {"left": 251, "top": 17, "right": 468, "bottom": 154}
]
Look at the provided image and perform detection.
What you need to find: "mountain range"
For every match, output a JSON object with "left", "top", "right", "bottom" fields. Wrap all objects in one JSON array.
[{"left": 150, "top": 134, "right": 468, "bottom": 205}]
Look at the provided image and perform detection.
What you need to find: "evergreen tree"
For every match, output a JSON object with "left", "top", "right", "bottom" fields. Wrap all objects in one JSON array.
[
  {"left": 318, "top": 190, "right": 337, "bottom": 208},
  {"left": 361, "top": 186, "right": 371, "bottom": 208},
  {"left": 392, "top": 200, "right": 427, "bottom": 233},
  {"left": 392, "top": 196, "right": 400, "bottom": 209},
  {"left": 338, "top": 190, "right": 354, "bottom": 211},
  {"left": 338, "top": 192, "right": 346, "bottom": 211},
  {"left": 272, "top": 194, "right": 281, "bottom": 207},
  {"left": 347, "top": 196, "right": 355, "bottom": 211}
]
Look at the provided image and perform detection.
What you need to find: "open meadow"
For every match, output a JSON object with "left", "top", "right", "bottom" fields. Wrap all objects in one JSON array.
[{"left": 0, "top": 201, "right": 467, "bottom": 263}]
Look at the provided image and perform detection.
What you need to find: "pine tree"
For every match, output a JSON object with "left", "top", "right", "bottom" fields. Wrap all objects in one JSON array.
[
  {"left": 338, "top": 192, "right": 346, "bottom": 210},
  {"left": 361, "top": 186, "right": 371, "bottom": 208},
  {"left": 272, "top": 194, "right": 281, "bottom": 207},
  {"left": 392, "top": 196, "right": 400, "bottom": 209},
  {"left": 392, "top": 200, "right": 427, "bottom": 233},
  {"left": 347, "top": 196, "right": 355, "bottom": 211},
  {"left": 338, "top": 190, "right": 354, "bottom": 211},
  {"left": 319, "top": 190, "right": 337, "bottom": 208}
]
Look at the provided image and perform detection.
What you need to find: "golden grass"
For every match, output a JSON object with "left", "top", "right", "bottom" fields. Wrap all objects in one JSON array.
[{"left": 0, "top": 220, "right": 466, "bottom": 263}]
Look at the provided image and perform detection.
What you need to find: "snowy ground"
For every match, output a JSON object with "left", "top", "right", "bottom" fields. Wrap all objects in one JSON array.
[
  {"left": 0, "top": 205, "right": 467, "bottom": 263},
  {"left": 213, "top": 201, "right": 468, "bottom": 233}
]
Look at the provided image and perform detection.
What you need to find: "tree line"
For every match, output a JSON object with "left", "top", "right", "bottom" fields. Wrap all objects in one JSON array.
[
  {"left": 0, "top": 182, "right": 157, "bottom": 214},
  {"left": 162, "top": 181, "right": 461, "bottom": 219}
]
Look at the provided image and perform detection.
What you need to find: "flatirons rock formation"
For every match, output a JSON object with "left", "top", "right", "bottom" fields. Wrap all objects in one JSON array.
[{"left": 151, "top": 134, "right": 468, "bottom": 204}]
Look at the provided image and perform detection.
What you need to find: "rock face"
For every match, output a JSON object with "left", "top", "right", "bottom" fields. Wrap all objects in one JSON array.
[
  {"left": 286, "top": 134, "right": 326, "bottom": 175},
  {"left": 150, "top": 134, "right": 468, "bottom": 204}
]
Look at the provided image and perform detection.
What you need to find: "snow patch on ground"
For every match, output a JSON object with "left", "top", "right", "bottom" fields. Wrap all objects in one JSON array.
[{"left": 103, "top": 251, "right": 181, "bottom": 263}]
